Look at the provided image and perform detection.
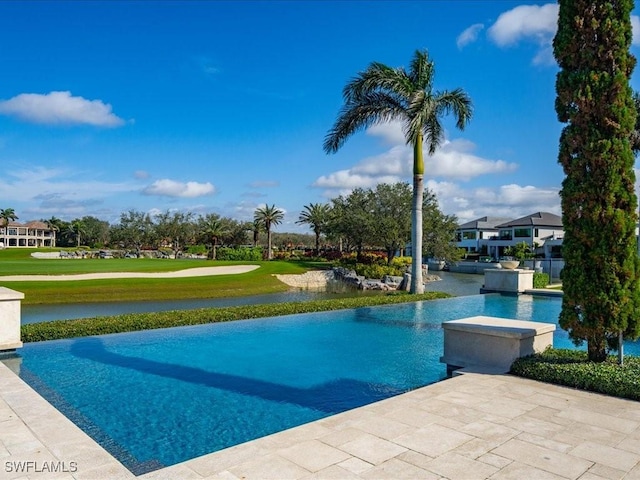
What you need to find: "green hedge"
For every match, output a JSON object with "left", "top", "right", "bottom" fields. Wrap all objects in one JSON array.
[
  {"left": 21, "top": 292, "right": 450, "bottom": 343},
  {"left": 511, "top": 348, "right": 640, "bottom": 400},
  {"left": 533, "top": 272, "right": 550, "bottom": 289},
  {"left": 216, "top": 247, "right": 263, "bottom": 261}
]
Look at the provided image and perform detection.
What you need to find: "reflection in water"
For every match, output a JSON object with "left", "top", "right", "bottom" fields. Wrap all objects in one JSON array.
[
  {"left": 515, "top": 294, "right": 534, "bottom": 319},
  {"left": 22, "top": 271, "right": 485, "bottom": 325}
]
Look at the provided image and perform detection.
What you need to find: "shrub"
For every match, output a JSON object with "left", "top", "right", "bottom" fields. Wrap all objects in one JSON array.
[
  {"left": 358, "top": 251, "right": 387, "bottom": 265},
  {"left": 21, "top": 292, "right": 451, "bottom": 343},
  {"left": 216, "top": 247, "right": 263, "bottom": 261},
  {"left": 320, "top": 250, "right": 344, "bottom": 262},
  {"left": 391, "top": 256, "right": 412, "bottom": 269},
  {"left": 511, "top": 348, "right": 640, "bottom": 401},
  {"left": 533, "top": 272, "right": 550, "bottom": 289},
  {"left": 354, "top": 263, "right": 404, "bottom": 279},
  {"left": 185, "top": 244, "right": 207, "bottom": 255},
  {"left": 338, "top": 252, "right": 358, "bottom": 266}
]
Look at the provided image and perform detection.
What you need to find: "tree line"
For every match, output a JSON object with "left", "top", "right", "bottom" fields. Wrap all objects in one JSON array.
[{"left": 1, "top": 181, "right": 458, "bottom": 262}]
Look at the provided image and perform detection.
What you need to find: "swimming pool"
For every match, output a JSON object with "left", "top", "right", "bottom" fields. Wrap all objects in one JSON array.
[{"left": 5, "top": 293, "right": 632, "bottom": 475}]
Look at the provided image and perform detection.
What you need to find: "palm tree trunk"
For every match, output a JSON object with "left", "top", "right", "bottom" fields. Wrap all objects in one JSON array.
[
  {"left": 267, "top": 229, "right": 272, "bottom": 260},
  {"left": 411, "top": 174, "right": 424, "bottom": 294},
  {"left": 411, "top": 135, "right": 425, "bottom": 294}
]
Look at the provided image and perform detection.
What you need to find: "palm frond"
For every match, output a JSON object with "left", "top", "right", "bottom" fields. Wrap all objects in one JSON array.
[
  {"left": 343, "top": 62, "right": 414, "bottom": 103},
  {"left": 421, "top": 112, "right": 446, "bottom": 155},
  {"left": 325, "top": 50, "right": 472, "bottom": 159},
  {"left": 434, "top": 88, "right": 473, "bottom": 130},
  {"left": 409, "top": 50, "right": 435, "bottom": 92},
  {"left": 323, "top": 92, "right": 407, "bottom": 153}
]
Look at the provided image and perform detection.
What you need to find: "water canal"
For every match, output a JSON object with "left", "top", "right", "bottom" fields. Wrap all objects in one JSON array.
[{"left": 21, "top": 271, "right": 485, "bottom": 324}]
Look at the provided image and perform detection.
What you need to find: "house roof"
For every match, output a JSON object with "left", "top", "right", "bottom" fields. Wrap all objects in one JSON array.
[
  {"left": 457, "top": 216, "right": 512, "bottom": 230},
  {"left": 3, "top": 220, "right": 52, "bottom": 230},
  {"left": 495, "top": 212, "right": 563, "bottom": 228}
]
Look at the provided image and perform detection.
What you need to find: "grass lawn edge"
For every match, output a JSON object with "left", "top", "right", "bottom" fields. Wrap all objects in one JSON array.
[{"left": 21, "top": 291, "right": 451, "bottom": 343}]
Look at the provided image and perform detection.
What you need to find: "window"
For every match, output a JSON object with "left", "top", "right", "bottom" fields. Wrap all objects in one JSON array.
[
  {"left": 499, "top": 229, "right": 512, "bottom": 240},
  {"left": 514, "top": 228, "right": 531, "bottom": 238},
  {"left": 462, "top": 231, "right": 476, "bottom": 240}
]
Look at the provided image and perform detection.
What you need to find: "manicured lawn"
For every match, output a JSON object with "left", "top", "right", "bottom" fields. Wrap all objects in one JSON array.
[
  {"left": 0, "top": 249, "right": 316, "bottom": 305},
  {"left": 0, "top": 248, "right": 243, "bottom": 275}
]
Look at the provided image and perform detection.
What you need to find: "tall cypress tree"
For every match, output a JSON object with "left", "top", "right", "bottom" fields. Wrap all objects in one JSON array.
[{"left": 555, "top": 0, "right": 640, "bottom": 361}]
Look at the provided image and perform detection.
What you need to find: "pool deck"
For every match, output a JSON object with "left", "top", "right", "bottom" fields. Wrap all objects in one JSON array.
[{"left": 1, "top": 361, "right": 640, "bottom": 480}]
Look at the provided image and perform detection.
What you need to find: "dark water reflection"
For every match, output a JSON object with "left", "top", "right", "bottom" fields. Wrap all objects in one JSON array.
[{"left": 21, "top": 271, "right": 485, "bottom": 325}]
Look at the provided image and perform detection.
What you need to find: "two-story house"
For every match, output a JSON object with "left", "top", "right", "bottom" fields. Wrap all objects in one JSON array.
[
  {"left": 454, "top": 212, "right": 564, "bottom": 259},
  {"left": 488, "top": 212, "right": 563, "bottom": 259},
  {"left": 454, "top": 216, "right": 511, "bottom": 254},
  {"left": 0, "top": 221, "right": 56, "bottom": 248}
]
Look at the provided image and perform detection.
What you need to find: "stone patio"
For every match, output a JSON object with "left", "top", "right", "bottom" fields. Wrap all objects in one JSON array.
[{"left": 1, "top": 361, "right": 640, "bottom": 479}]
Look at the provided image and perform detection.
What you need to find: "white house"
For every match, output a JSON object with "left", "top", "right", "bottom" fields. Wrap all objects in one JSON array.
[
  {"left": 454, "top": 212, "right": 564, "bottom": 260},
  {"left": 0, "top": 221, "right": 56, "bottom": 248},
  {"left": 454, "top": 216, "right": 511, "bottom": 254}
]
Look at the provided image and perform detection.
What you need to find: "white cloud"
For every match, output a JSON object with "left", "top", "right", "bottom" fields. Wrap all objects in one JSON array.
[
  {"left": 425, "top": 180, "right": 561, "bottom": 224},
  {"left": 429, "top": 139, "right": 518, "bottom": 180},
  {"left": 314, "top": 170, "right": 401, "bottom": 190},
  {"left": 457, "top": 23, "right": 485, "bottom": 49},
  {"left": 134, "top": 170, "right": 150, "bottom": 180},
  {"left": 0, "top": 91, "right": 126, "bottom": 127},
  {"left": 314, "top": 123, "right": 516, "bottom": 195},
  {"left": 366, "top": 121, "right": 406, "bottom": 146},
  {"left": 142, "top": 179, "right": 215, "bottom": 198},
  {"left": 352, "top": 146, "right": 411, "bottom": 176},
  {"left": 486, "top": 3, "right": 559, "bottom": 66},
  {"left": 485, "top": 4, "right": 640, "bottom": 65},
  {"left": 0, "top": 166, "right": 136, "bottom": 218},
  {"left": 487, "top": 3, "right": 558, "bottom": 47},
  {"left": 313, "top": 170, "right": 562, "bottom": 224}
]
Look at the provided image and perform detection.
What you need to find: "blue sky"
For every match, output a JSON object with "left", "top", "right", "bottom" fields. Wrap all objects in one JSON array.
[{"left": 1, "top": 1, "right": 639, "bottom": 234}]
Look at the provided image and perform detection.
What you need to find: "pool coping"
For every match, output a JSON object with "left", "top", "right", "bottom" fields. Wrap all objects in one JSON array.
[{"left": 2, "top": 360, "right": 640, "bottom": 479}]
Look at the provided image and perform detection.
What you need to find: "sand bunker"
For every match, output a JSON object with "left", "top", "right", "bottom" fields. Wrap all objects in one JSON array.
[{"left": 0, "top": 265, "right": 260, "bottom": 282}]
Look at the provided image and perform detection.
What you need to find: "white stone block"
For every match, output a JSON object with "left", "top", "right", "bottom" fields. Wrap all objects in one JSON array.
[
  {"left": 483, "top": 269, "right": 534, "bottom": 293},
  {"left": 0, "top": 287, "right": 24, "bottom": 351},
  {"left": 440, "top": 315, "right": 555, "bottom": 374}
]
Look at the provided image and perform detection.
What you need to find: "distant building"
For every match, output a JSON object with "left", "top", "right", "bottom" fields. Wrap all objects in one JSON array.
[
  {"left": 454, "top": 216, "right": 511, "bottom": 254},
  {"left": 454, "top": 212, "right": 564, "bottom": 259},
  {"left": 0, "top": 221, "right": 56, "bottom": 248}
]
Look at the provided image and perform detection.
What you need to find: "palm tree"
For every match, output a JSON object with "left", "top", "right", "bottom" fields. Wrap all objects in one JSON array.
[
  {"left": 198, "top": 214, "right": 228, "bottom": 260},
  {"left": 67, "top": 219, "right": 86, "bottom": 248},
  {"left": 251, "top": 219, "right": 262, "bottom": 247},
  {"left": 324, "top": 50, "right": 472, "bottom": 293},
  {"left": 296, "top": 203, "right": 331, "bottom": 256},
  {"left": 0, "top": 208, "right": 18, "bottom": 248},
  {"left": 254, "top": 204, "right": 284, "bottom": 260},
  {"left": 44, "top": 216, "right": 61, "bottom": 248}
]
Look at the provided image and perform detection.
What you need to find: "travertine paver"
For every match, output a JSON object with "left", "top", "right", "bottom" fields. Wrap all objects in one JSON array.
[
  {"left": 277, "top": 440, "right": 351, "bottom": 472},
  {"left": 424, "top": 451, "right": 500, "bottom": 479},
  {"left": 492, "top": 438, "right": 593, "bottom": 478},
  {"left": 2, "top": 361, "right": 640, "bottom": 479},
  {"left": 338, "top": 433, "right": 407, "bottom": 465}
]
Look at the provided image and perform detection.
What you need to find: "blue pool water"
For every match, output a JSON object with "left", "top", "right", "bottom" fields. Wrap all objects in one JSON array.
[{"left": 7, "top": 294, "right": 639, "bottom": 474}]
